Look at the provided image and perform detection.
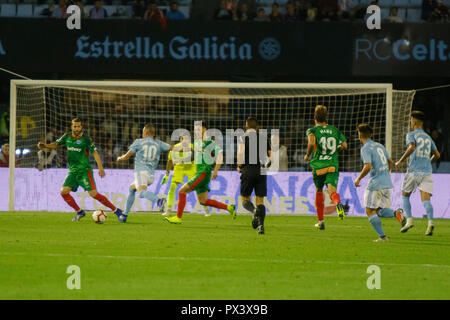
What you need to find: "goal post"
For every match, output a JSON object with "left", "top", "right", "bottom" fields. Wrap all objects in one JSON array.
[{"left": 8, "top": 80, "right": 414, "bottom": 212}]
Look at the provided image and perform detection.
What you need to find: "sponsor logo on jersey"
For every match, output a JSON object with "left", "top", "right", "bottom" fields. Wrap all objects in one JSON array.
[{"left": 67, "top": 147, "right": 82, "bottom": 152}]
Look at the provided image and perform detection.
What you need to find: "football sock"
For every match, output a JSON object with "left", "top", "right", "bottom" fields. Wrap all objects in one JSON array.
[
  {"left": 124, "top": 187, "right": 136, "bottom": 216},
  {"left": 138, "top": 190, "right": 159, "bottom": 203},
  {"left": 330, "top": 192, "right": 341, "bottom": 205},
  {"left": 402, "top": 196, "right": 412, "bottom": 218},
  {"left": 243, "top": 200, "right": 255, "bottom": 213},
  {"left": 422, "top": 200, "right": 433, "bottom": 222},
  {"left": 94, "top": 193, "right": 117, "bottom": 211},
  {"left": 315, "top": 192, "right": 325, "bottom": 221},
  {"left": 177, "top": 193, "right": 187, "bottom": 218},
  {"left": 256, "top": 204, "right": 266, "bottom": 225},
  {"left": 204, "top": 199, "right": 228, "bottom": 210},
  {"left": 369, "top": 214, "right": 385, "bottom": 237},
  {"left": 61, "top": 193, "right": 80, "bottom": 212},
  {"left": 167, "top": 182, "right": 177, "bottom": 210},
  {"left": 378, "top": 208, "right": 395, "bottom": 218}
]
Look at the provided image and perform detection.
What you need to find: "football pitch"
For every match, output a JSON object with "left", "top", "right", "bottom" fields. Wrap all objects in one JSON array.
[{"left": 0, "top": 211, "right": 449, "bottom": 300}]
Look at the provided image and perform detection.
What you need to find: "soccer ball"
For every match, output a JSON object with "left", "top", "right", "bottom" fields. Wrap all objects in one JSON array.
[{"left": 92, "top": 210, "right": 107, "bottom": 224}]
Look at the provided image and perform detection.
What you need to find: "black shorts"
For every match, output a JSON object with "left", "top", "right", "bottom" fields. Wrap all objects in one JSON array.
[{"left": 240, "top": 167, "right": 267, "bottom": 197}]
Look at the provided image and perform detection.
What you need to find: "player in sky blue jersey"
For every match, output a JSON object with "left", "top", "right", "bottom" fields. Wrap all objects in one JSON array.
[
  {"left": 354, "top": 124, "right": 405, "bottom": 242},
  {"left": 116, "top": 123, "right": 172, "bottom": 222},
  {"left": 395, "top": 111, "right": 440, "bottom": 236}
]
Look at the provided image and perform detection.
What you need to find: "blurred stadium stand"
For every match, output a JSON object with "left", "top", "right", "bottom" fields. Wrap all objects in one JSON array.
[{"left": 1, "top": 0, "right": 449, "bottom": 22}]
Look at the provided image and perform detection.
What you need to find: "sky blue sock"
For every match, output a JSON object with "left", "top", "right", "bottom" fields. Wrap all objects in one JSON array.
[
  {"left": 369, "top": 214, "right": 385, "bottom": 237},
  {"left": 139, "top": 190, "right": 159, "bottom": 203},
  {"left": 124, "top": 187, "right": 136, "bottom": 216},
  {"left": 423, "top": 200, "right": 433, "bottom": 221},
  {"left": 402, "top": 196, "right": 412, "bottom": 218},
  {"left": 378, "top": 208, "right": 395, "bottom": 218}
]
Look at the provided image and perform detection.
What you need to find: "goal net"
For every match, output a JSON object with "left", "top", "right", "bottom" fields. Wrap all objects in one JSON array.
[{"left": 6, "top": 81, "right": 415, "bottom": 213}]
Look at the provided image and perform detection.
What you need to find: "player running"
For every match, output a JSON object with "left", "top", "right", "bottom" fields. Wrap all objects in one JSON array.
[
  {"left": 304, "top": 105, "right": 347, "bottom": 230},
  {"left": 37, "top": 117, "right": 123, "bottom": 221},
  {"left": 165, "top": 120, "right": 236, "bottom": 224},
  {"left": 395, "top": 111, "right": 440, "bottom": 236},
  {"left": 116, "top": 123, "right": 171, "bottom": 222},
  {"left": 354, "top": 124, "right": 406, "bottom": 242},
  {"left": 161, "top": 135, "right": 210, "bottom": 217}
]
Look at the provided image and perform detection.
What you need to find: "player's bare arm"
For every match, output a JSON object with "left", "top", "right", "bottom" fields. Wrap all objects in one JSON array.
[
  {"left": 37, "top": 141, "right": 57, "bottom": 150},
  {"left": 236, "top": 139, "right": 245, "bottom": 172},
  {"left": 165, "top": 158, "right": 173, "bottom": 174},
  {"left": 117, "top": 150, "right": 134, "bottom": 162},
  {"left": 430, "top": 149, "right": 441, "bottom": 163},
  {"left": 354, "top": 163, "right": 372, "bottom": 187},
  {"left": 265, "top": 149, "right": 272, "bottom": 168},
  {"left": 395, "top": 142, "right": 415, "bottom": 167},
  {"left": 93, "top": 150, "right": 105, "bottom": 178},
  {"left": 388, "top": 158, "right": 394, "bottom": 171},
  {"left": 212, "top": 151, "right": 223, "bottom": 179},
  {"left": 304, "top": 133, "right": 316, "bottom": 161}
]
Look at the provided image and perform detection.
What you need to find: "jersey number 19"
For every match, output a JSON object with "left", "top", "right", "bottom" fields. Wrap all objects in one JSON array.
[{"left": 318, "top": 137, "right": 336, "bottom": 160}]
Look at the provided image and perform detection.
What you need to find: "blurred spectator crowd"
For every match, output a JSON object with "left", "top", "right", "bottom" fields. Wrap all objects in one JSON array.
[{"left": 0, "top": 0, "right": 449, "bottom": 22}]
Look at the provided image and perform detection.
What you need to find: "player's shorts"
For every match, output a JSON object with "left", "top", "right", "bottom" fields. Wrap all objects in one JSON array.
[
  {"left": 401, "top": 173, "right": 434, "bottom": 195},
  {"left": 172, "top": 167, "right": 196, "bottom": 184},
  {"left": 240, "top": 167, "right": 267, "bottom": 197},
  {"left": 364, "top": 188, "right": 392, "bottom": 209},
  {"left": 312, "top": 167, "right": 339, "bottom": 189},
  {"left": 133, "top": 170, "right": 155, "bottom": 187},
  {"left": 187, "top": 172, "right": 211, "bottom": 194},
  {"left": 63, "top": 170, "right": 96, "bottom": 192}
]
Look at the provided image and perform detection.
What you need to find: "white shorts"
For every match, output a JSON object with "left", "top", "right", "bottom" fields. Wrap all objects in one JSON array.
[
  {"left": 401, "top": 173, "right": 434, "bottom": 195},
  {"left": 364, "top": 189, "right": 392, "bottom": 209},
  {"left": 134, "top": 170, "right": 155, "bottom": 187}
]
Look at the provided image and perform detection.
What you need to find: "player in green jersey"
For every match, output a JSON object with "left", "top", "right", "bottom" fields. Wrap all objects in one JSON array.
[
  {"left": 37, "top": 118, "right": 122, "bottom": 221},
  {"left": 165, "top": 120, "right": 236, "bottom": 224},
  {"left": 304, "top": 105, "right": 347, "bottom": 230}
]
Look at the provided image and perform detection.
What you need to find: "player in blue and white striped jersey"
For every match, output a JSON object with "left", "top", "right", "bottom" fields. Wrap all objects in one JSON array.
[
  {"left": 395, "top": 111, "right": 440, "bottom": 236},
  {"left": 354, "top": 124, "right": 405, "bottom": 242},
  {"left": 117, "top": 123, "right": 171, "bottom": 222}
]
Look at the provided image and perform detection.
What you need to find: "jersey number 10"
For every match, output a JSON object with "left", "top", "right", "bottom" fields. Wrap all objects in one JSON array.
[{"left": 142, "top": 145, "right": 157, "bottom": 162}]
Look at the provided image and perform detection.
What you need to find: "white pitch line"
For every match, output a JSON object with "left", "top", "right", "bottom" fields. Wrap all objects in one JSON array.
[{"left": 2, "top": 251, "right": 450, "bottom": 269}]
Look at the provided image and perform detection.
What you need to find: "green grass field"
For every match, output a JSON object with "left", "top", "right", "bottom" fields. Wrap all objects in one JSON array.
[{"left": 0, "top": 211, "right": 449, "bottom": 300}]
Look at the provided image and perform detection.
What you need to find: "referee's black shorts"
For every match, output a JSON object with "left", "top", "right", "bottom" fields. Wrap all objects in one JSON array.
[{"left": 240, "top": 166, "right": 267, "bottom": 197}]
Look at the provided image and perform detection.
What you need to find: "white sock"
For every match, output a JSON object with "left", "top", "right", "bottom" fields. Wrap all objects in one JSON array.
[
  {"left": 428, "top": 220, "right": 434, "bottom": 227},
  {"left": 407, "top": 217, "right": 414, "bottom": 224}
]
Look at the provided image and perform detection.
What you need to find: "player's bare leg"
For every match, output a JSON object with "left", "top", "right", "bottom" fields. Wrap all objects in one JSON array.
[
  {"left": 60, "top": 186, "right": 85, "bottom": 221},
  {"left": 420, "top": 190, "right": 434, "bottom": 236},
  {"left": 401, "top": 191, "right": 414, "bottom": 233},
  {"left": 327, "top": 184, "right": 345, "bottom": 220}
]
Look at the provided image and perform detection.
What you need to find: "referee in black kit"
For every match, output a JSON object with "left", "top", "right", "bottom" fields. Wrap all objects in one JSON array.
[{"left": 237, "top": 116, "right": 271, "bottom": 235}]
